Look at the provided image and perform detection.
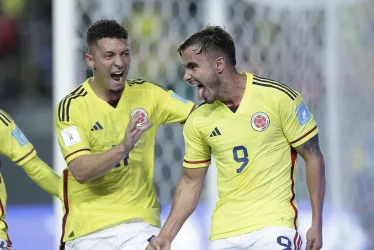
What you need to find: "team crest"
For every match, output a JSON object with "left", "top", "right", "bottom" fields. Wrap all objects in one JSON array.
[
  {"left": 251, "top": 112, "right": 270, "bottom": 132},
  {"left": 130, "top": 108, "right": 148, "bottom": 127}
]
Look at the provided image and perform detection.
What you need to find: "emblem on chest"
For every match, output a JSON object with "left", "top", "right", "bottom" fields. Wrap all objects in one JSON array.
[
  {"left": 130, "top": 108, "right": 148, "bottom": 127},
  {"left": 251, "top": 112, "right": 270, "bottom": 132}
]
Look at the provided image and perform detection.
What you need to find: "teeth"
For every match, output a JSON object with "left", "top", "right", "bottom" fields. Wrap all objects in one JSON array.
[{"left": 112, "top": 71, "right": 123, "bottom": 76}]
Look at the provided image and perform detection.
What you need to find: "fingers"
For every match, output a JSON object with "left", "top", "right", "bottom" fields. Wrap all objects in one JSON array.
[
  {"left": 305, "top": 239, "right": 313, "bottom": 250},
  {"left": 149, "top": 237, "right": 162, "bottom": 250},
  {"left": 127, "top": 113, "right": 141, "bottom": 132}
]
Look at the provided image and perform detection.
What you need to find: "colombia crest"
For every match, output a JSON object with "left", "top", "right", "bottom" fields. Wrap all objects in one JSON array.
[
  {"left": 251, "top": 112, "right": 270, "bottom": 132},
  {"left": 130, "top": 108, "right": 148, "bottom": 127}
]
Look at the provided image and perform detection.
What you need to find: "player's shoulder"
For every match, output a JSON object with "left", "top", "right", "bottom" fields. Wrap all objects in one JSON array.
[
  {"left": 126, "top": 78, "right": 169, "bottom": 92},
  {"left": 0, "top": 109, "right": 14, "bottom": 128},
  {"left": 56, "top": 84, "right": 89, "bottom": 122},
  {"left": 187, "top": 101, "right": 211, "bottom": 120},
  {"left": 252, "top": 75, "right": 300, "bottom": 101}
]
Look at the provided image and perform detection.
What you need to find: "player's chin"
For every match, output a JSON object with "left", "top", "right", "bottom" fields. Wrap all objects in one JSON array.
[
  {"left": 109, "top": 84, "right": 124, "bottom": 94},
  {"left": 204, "top": 96, "right": 215, "bottom": 104}
]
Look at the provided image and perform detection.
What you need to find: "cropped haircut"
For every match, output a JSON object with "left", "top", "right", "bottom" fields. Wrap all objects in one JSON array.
[
  {"left": 86, "top": 19, "right": 128, "bottom": 47},
  {"left": 178, "top": 26, "right": 236, "bottom": 66}
]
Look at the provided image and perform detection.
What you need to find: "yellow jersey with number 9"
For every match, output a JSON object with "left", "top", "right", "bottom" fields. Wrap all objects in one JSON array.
[{"left": 183, "top": 72, "right": 318, "bottom": 240}]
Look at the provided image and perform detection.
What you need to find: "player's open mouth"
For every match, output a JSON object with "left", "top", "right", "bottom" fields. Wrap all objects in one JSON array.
[
  {"left": 196, "top": 83, "right": 206, "bottom": 100},
  {"left": 111, "top": 71, "right": 124, "bottom": 82}
]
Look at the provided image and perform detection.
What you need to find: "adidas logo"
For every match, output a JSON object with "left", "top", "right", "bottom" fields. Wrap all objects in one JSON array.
[
  {"left": 91, "top": 122, "right": 104, "bottom": 131},
  {"left": 68, "top": 231, "right": 75, "bottom": 238},
  {"left": 210, "top": 127, "right": 221, "bottom": 137}
]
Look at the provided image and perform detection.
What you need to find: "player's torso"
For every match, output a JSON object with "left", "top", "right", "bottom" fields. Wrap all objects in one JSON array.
[
  {"left": 203, "top": 87, "right": 291, "bottom": 200},
  {"left": 66, "top": 81, "right": 159, "bottom": 206},
  {"left": 198, "top": 78, "right": 298, "bottom": 238}
]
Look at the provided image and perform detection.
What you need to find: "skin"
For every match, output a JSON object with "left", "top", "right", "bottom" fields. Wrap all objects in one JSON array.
[
  {"left": 147, "top": 44, "right": 325, "bottom": 250},
  {"left": 85, "top": 37, "right": 131, "bottom": 101},
  {"left": 68, "top": 37, "right": 153, "bottom": 184}
]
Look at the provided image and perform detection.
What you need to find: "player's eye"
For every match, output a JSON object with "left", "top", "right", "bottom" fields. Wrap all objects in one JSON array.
[
  {"left": 122, "top": 51, "right": 130, "bottom": 56},
  {"left": 105, "top": 54, "right": 114, "bottom": 59}
]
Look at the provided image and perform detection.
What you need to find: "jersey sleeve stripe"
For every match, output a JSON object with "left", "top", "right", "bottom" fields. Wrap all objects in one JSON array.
[
  {"left": 253, "top": 82, "right": 296, "bottom": 100},
  {"left": 65, "top": 91, "right": 88, "bottom": 122},
  {"left": 0, "top": 111, "right": 11, "bottom": 124},
  {"left": 183, "top": 159, "right": 211, "bottom": 164},
  {"left": 254, "top": 76, "right": 298, "bottom": 97},
  {"left": 180, "top": 104, "right": 196, "bottom": 124},
  {"left": 14, "top": 148, "right": 35, "bottom": 164},
  {"left": 0, "top": 196, "right": 11, "bottom": 244},
  {"left": 289, "top": 148, "right": 298, "bottom": 231},
  {"left": 58, "top": 86, "right": 88, "bottom": 122},
  {"left": 0, "top": 116, "right": 9, "bottom": 126},
  {"left": 0, "top": 112, "right": 11, "bottom": 126},
  {"left": 59, "top": 169, "right": 69, "bottom": 248},
  {"left": 64, "top": 148, "right": 91, "bottom": 161},
  {"left": 58, "top": 85, "right": 83, "bottom": 121},
  {"left": 289, "top": 126, "right": 318, "bottom": 145}
]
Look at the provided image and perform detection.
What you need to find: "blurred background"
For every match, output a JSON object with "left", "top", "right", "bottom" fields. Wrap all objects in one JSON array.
[{"left": 0, "top": 0, "right": 373, "bottom": 249}]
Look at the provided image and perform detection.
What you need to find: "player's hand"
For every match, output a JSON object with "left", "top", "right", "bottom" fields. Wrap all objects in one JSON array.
[
  {"left": 123, "top": 112, "right": 153, "bottom": 152},
  {"left": 146, "top": 235, "right": 170, "bottom": 250},
  {"left": 305, "top": 225, "right": 322, "bottom": 250}
]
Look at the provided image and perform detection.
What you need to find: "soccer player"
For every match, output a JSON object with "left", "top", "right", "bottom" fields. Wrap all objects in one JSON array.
[
  {"left": 147, "top": 26, "right": 326, "bottom": 250},
  {"left": 0, "top": 109, "right": 60, "bottom": 250},
  {"left": 54, "top": 20, "right": 195, "bottom": 250}
]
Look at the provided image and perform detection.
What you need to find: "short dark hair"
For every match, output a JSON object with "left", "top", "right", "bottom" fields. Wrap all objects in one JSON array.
[
  {"left": 178, "top": 26, "right": 236, "bottom": 66},
  {"left": 86, "top": 19, "right": 128, "bottom": 46}
]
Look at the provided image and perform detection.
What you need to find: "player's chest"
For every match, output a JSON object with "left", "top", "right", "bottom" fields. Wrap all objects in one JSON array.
[
  {"left": 203, "top": 110, "right": 281, "bottom": 152},
  {"left": 84, "top": 104, "right": 153, "bottom": 150}
]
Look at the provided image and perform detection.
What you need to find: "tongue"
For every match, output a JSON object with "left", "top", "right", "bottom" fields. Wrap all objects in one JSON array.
[
  {"left": 112, "top": 75, "right": 121, "bottom": 81},
  {"left": 198, "top": 88, "right": 205, "bottom": 100}
]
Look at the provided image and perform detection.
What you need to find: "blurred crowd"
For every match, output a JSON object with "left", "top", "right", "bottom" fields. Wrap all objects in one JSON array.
[{"left": 0, "top": 0, "right": 52, "bottom": 102}]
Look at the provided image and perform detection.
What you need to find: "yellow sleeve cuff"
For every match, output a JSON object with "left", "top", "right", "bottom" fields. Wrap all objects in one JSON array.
[
  {"left": 290, "top": 126, "right": 319, "bottom": 148},
  {"left": 183, "top": 158, "right": 211, "bottom": 168}
]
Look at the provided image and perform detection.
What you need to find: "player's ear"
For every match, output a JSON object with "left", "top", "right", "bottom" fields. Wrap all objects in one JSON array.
[
  {"left": 215, "top": 56, "right": 225, "bottom": 74},
  {"left": 85, "top": 53, "right": 95, "bottom": 70}
]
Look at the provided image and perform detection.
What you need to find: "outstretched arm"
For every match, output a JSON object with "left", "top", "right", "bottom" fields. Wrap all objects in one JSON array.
[
  {"left": 294, "top": 134, "right": 325, "bottom": 250},
  {"left": 21, "top": 156, "right": 60, "bottom": 197},
  {"left": 147, "top": 167, "right": 208, "bottom": 249}
]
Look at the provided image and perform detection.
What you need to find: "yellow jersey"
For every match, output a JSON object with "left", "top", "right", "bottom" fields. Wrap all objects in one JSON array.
[
  {"left": 0, "top": 109, "right": 37, "bottom": 243},
  {"left": 183, "top": 73, "right": 318, "bottom": 240},
  {"left": 55, "top": 78, "right": 195, "bottom": 243}
]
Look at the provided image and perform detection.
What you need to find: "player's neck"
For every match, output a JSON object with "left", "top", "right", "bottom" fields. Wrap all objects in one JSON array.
[
  {"left": 219, "top": 71, "right": 247, "bottom": 106},
  {"left": 89, "top": 77, "right": 122, "bottom": 102}
]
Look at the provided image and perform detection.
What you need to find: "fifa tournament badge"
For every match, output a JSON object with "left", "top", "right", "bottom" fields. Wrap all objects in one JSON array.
[
  {"left": 130, "top": 108, "right": 148, "bottom": 127},
  {"left": 251, "top": 112, "right": 270, "bottom": 132}
]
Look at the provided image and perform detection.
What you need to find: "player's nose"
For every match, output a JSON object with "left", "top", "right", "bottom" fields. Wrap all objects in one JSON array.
[
  {"left": 114, "top": 55, "right": 125, "bottom": 68},
  {"left": 183, "top": 70, "right": 191, "bottom": 82}
]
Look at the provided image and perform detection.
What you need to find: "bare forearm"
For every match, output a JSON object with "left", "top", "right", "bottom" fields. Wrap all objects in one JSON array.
[
  {"left": 159, "top": 176, "right": 203, "bottom": 242},
  {"left": 70, "top": 144, "right": 128, "bottom": 183},
  {"left": 305, "top": 155, "right": 326, "bottom": 226},
  {"left": 22, "top": 156, "right": 60, "bottom": 197}
]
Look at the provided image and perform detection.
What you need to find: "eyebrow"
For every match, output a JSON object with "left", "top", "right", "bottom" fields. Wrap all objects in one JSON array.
[{"left": 185, "top": 62, "right": 198, "bottom": 69}]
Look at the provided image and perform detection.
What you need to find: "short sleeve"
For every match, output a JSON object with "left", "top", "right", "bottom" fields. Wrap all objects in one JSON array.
[
  {"left": 279, "top": 94, "right": 318, "bottom": 147},
  {"left": 183, "top": 116, "right": 211, "bottom": 168},
  {"left": 153, "top": 84, "right": 196, "bottom": 124},
  {"left": 0, "top": 110, "right": 36, "bottom": 165},
  {"left": 55, "top": 102, "right": 91, "bottom": 164}
]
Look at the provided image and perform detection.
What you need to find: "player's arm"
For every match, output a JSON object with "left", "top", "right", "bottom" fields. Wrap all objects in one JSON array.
[
  {"left": 148, "top": 111, "right": 211, "bottom": 249},
  {"left": 21, "top": 156, "right": 60, "bottom": 197},
  {"left": 0, "top": 110, "right": 60, "bottom": 197},
  {"left": 56, "top": 106, "right": 150, "bottom": 183},
  {"left": 152, "top": 83, "right": 196, "bottom": 124},
  {"left": 294, "top": 134, "right": 325, "bottom": 228},
  {"left": 279, "top": 92, "right": 325, "bottom": 250},
  {"left": 159, "top": 167, "right": 208, "bottom": 243}
]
